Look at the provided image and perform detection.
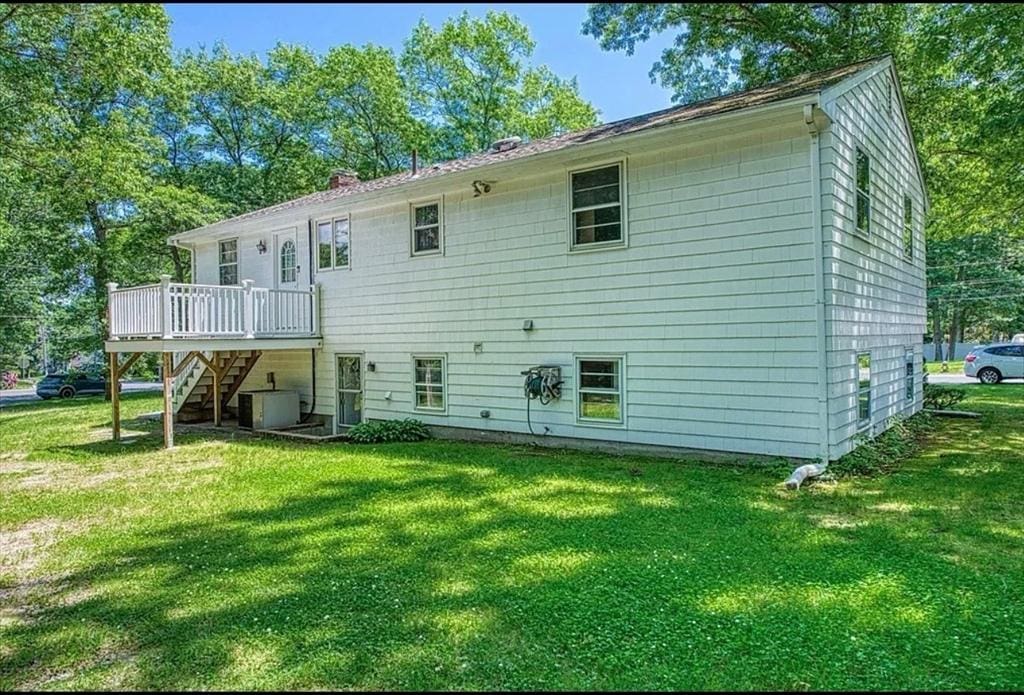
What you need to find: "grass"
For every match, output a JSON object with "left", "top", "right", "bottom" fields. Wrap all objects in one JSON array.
[
  {"left": 925, "top": 360, "right": 965, "bottom": 374},
  {"left": 1, "top": 388, "right": 1023, "bottom": 690}
]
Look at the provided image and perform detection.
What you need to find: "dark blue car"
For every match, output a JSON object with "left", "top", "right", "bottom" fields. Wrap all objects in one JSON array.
[{"left": 36, "top": 373, "right": 113, "bottom": 399}]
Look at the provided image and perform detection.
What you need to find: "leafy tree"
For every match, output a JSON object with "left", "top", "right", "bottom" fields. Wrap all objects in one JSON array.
[
  {"left": 1, "top": 3, "right": 170, "bottom": 363},
  {"left": 311, "top": 44, "right": 425, "bottom": 180},
  {"left": 401, "top": 11, "right": 598, "bottom": 160}
]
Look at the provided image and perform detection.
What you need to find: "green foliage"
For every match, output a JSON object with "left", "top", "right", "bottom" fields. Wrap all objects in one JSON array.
[
  {"left": 401, "top": 11, "right": 598, "bottom": 159},
  {"left": 346, "top": 418, "right": 432, "bottom": 444},
  {"left": 830, "top": 413, "right": 937, "bottom": 478},
  {"left": 923, "top": 384, "right": 968, "bottom": 411}
]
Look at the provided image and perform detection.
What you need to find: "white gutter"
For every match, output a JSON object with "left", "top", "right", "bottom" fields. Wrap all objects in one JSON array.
[{"left": 786, "top": 103, "right": 831, "bottom": 490}]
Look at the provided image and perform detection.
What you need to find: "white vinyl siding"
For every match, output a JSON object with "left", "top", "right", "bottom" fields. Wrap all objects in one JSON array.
[
  {"left": 218, "top": 239, "right": 238, "bottom": 286},
  {"left": 302, "top": 114, "right": 824, "bottom": 459},
  {"left": 411, "top": 200, "right": 442, "bottom": 256},
  {"left": 576, "top": 356, "right": 624, "bottom": 425},
  {"left": 569, "top": 161, "right": 625, "bottom": 250},
  {"left": 821, "top": 65, "right": 927, "bottom": 458},
  {"left": 413, "top": 356, "right": 446, "bottom": 412}
]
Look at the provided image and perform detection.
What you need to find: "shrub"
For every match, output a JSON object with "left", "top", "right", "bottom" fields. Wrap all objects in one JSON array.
[
  {"left": 923, "top": 383, "right": 968, "bottom": 410},
  {"left": 346, "top": 418, "right": 432, "bottom": 444},
  {"left": 830, "top": 413, "right": 936, "bottom": 477},
  {"left": 1, "top": 371, "right": 18, "bottom": 390}
]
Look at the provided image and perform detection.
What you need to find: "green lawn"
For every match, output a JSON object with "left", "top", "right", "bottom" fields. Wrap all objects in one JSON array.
[
  {"left": 1, "top": 389, "right": 1022, "bottom": 690},
  {"left": 925, "top": 360, "right": 965, "bottom": 374}
]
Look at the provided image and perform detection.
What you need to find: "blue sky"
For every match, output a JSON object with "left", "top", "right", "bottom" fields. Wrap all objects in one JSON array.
[{"left": 165, "top": 3, "right": 677, "bottom": 122}]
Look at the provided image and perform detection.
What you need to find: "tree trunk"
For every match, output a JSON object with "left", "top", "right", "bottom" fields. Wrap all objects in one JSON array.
[
  {"left": 170, "top": 244, "right": 188, "bottom": 283},
  {"left": 87, "top": 203, "right": 113, "bottom": 402},
  {"left": 947, "top": 309, "right": 961, "bottom": 364}
]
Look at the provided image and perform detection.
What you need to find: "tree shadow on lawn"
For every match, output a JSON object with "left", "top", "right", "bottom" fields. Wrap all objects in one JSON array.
[{"left": 3, "top": 420, "right": 1023, "bottom": 688}]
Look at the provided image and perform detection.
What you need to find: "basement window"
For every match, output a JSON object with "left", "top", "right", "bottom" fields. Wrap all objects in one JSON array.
[
  {"left": 570, "top": 162, "right": 625, "bottom": 250},
  {"left": 576, "top": 356, "right": 624, "bottom": 425},
  {"left": 218, "top": 238, "right": 238, "bottom": 285},
  {"left": 858, "top": 352, "right": 872, "bottom": 428},
  {"left": 855, "top": 148, "right": 871, "bottom": 236},
  {"left": 413, "top": 355, "right": 446, "bottom": 412}
]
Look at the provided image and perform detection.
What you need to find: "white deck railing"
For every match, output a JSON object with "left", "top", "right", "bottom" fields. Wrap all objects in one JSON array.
[{"left": 107, "top": 276, "right": 320, "bottom": 340}]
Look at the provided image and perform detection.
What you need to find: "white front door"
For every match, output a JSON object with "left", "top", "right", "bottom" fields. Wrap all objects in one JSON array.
[{"left": 274, "top": 229, "right": 299, "bottom": 290}]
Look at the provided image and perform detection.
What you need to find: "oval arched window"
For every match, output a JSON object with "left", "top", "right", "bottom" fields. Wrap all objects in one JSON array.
[{"left": 280, "top": 239, "right": 296, "bottom": 284}]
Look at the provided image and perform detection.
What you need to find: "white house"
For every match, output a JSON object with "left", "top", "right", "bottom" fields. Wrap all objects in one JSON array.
[{"left": 104, "top": 56, "right": 927, "bottom": 462}]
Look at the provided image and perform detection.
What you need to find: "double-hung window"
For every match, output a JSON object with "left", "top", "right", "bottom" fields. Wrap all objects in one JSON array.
[
  {"left": 570, "top": 162, "right": 625, "bottom": 250},
  {"left": 902, "top": 195, "right": 913, "bottom": 260},
  {"left": 857, "top": 352, "right": 872, "bottom": 428},
  {"left": 413, "top": 356, "right": 446, "bottom": 412},
  {"left": 855, "top": 148, "right": 871, "bottom": 236},
  {"left": 411, "top": 201, "right": 442, "bottom": 256},
  {"left": 905, "top": 348, "right": 915, "bottom": 402},
  {"left": 316, "top": 216, "right": 350, "bottom": 271},
  {"left": 218, "top": 239, "right": 238, "bottom": 285},
  {"left": 576, "top": 356, "right": 624, "bottom": 424}
]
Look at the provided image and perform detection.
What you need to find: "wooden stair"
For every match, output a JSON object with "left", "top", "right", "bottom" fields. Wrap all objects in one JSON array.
[{"left": 176, "top": 350, "right": 262, "bottom": 423}]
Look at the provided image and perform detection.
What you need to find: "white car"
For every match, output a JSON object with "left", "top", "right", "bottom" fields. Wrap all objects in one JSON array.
[
  {"left": 1013, "top": 333, "right": 1024, "bottom": 344},
  {"left": 964, "top": 343, "right": 1024, "bottom": 383}
]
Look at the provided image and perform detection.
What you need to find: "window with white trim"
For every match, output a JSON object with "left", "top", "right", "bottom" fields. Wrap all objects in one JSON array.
[
  {"left": 411, "top": 201, "right": 442, "bottom": 255},
  {"left": 576, "top": 356, "right": 624, "bottom": 424},
  {"left": 905, "top": 348, "right": 914, "bottom": 402},
  {"left": 857, "top": 352, "right": 872, "bottom": 427},
  {"left": 902, "top": 195, "right": 913, "bottom": 260},
  {"left": 280, "top": 239, "right": 296, "bottom": 284},
  {"left": 218, "top": 239, "right": 238, "bottom": 285},
  {"left": 413, "top": 355, "right": 446, "bottom": 411},
  {"left": 316, "top": 216, "right": 350, "bottom": 271},
  {"left": 855, "top": 148, "right": 871, "bottom": 236},
  {"left": 570, "top": 162, "right": 625, "bottom": 249}
]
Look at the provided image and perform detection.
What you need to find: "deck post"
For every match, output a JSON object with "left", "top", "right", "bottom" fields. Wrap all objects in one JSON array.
[
  {"left": 242, "top": 279, "right": 255, "bottom": 338},
  {"left": 159, "top": 274, "right": 173, "bottom": 339},
  {"left": 212, "top": 351, "right": 222, "bottom": 427},
  {"left": 162, "top": 351, "right": 174, "bottom": 448},
  {"left": 311, "top": 283, "right": 320, "bottom": 336},
  {"left": 109, "top": 351, "right": 121, "bottom": 442}
]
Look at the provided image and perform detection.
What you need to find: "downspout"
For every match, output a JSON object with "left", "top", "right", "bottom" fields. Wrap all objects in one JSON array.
[
  {"left": 786, "top": 103, "right": 831, "bottom": 490},
  {"left": 301, "top": 218, "right": 317, "bottom": 423}
]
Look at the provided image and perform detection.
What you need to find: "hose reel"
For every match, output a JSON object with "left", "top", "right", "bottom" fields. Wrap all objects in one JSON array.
[{"left": 521, "top": 366, "right": 562, "bottom": 435}]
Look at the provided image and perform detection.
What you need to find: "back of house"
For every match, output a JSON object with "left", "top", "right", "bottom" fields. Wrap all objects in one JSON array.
[{"left": 109, "top": 55, "right": 926, "bottom": 461}]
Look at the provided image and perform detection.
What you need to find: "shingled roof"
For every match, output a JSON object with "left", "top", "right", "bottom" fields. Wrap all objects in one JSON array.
[{"left": 177, "top": 56, "right": 884, "bottom": 236}]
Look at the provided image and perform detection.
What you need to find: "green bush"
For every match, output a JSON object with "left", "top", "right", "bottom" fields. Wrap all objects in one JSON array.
[
  {"left": 923, "top": 383, "right": 968, "bottom": 410},
  {"left": 830, "top": 413, "right": 936, "bottom": 478},
  {"left": 346, "top": 418, "right": 432, "bottom": 444}
]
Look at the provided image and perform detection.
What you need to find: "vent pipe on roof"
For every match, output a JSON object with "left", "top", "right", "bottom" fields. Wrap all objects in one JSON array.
[
  {"left": 328, "top": 169, "right": 359, "bottom": 190},
  {"left": 411, "top": 149, "right": 418, "bottom": 175},
  {"left": 489, "top": 136, "right": 522, "bottom": 153}
]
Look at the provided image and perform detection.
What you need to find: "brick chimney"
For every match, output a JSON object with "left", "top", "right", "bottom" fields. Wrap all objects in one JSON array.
[{"left": 328, "top": 169, "right": 359, "bottom": 190}]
